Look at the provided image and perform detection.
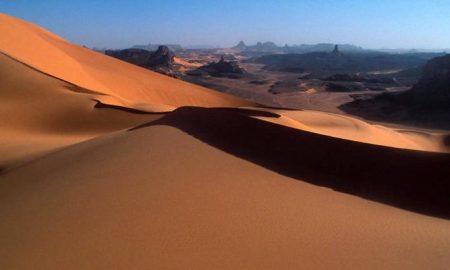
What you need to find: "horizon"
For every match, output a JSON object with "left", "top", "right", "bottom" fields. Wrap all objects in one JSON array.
[{"left": 1, "top": 0, "right": 450, "bottom": 50}]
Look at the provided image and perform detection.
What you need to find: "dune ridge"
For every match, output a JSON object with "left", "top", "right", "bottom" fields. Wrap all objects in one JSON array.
[
  {"left": 1, "top": 108, "right": 450, "bottom": 269},
  {"left": 0, "top": 52, "right": 160, "bottom": 168},
  {"left": 0, "top": 13, "right": 254, "bottom": 112},
  {"left": 136, "top": 107, "right": 450, "bottom": 217},
  {"left": 255, "top": 109, "right": 450, "bottom": 152}
]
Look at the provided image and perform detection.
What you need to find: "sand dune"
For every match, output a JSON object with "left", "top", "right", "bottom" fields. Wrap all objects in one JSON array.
[
  {"left": 256, "top": 109, "right": 450, "bottom": 152},
  {"left": 0, "top": 13, "right": 254, "bottom": 112},
  {"left": 1, "top": 12, "right": 450, "bottom": 269},
  {"left": 0, "top": 52, "right": 158, "bottom": 168},
  {"left": 1, "top": 108, "right": 450, "bottom": 269},
  {"left": 0, "top": 11, "right": 253, "bottom": 168}
]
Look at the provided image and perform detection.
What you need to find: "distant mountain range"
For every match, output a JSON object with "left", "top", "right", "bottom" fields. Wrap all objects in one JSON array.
[
  {"left": 340, "top": 53, "right": 450, "bottom": 128},
  {"left": 231, "top": 41, "right": 450, "bottom": 54},
  {"left": 95, "top": 41, "right": 449, "bottom": 55},
  {"left": 232, "top": 41, "right": 363, "bottom": 53},
  {"left": 132, "top": 43, "right": 183, "bottom": 51},
  {"left": 253, "top": 46, "right": 444, "bottom": 76}
]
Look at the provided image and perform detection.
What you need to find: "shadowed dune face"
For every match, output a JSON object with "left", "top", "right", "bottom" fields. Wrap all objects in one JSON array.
[
  {"left": 0, "top": 12, "right": 254, "bottom": 168},
  {"left": 445, "top": 135, "right": 450, "bottom": 146},
  {"left": 135, "top": 107, "right": 450, "bottom": 218},
  {"left": 1, "top": 109, "right": 450, "bottom": 269}
]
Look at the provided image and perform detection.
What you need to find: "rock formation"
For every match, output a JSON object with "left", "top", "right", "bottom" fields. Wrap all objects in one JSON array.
[
  {"left": 105, "top": 45, "right": 176, "bottom": 77},
  {"left": 199, "top": 56, "right": 245, "bottom": 78},
  {"left": 332, "top": 44, "right": 339, "bottom": 54},
  {"left": 146, "top": 45, "right": 175, "bottom": 69},
  {"left": 410, "top": 54, "right": 450, "bottom": 103},
  {"left": 132, "top": 43, "right": 182, "bottom": 51},
  {"left": 339, "top": 54, "right": 450, "bottom": 128},
  {"left": 233, "top": 41, "right": 248, "bottom": 51},
  {"left": 331, "top": 44, "right": 344, "bottom": 57}
]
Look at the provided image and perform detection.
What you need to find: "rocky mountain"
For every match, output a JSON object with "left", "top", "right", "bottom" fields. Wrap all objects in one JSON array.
[
  {"left": 146, "top": 45, "right": 175, "bottom": 68},
  {"left": 410, "top": 54, "right": 450, "bottom": 104},
  {"left": 194, "top": 56, "right": 245, "bottom": 78},
  {"left": 132, "top": 43, "right": 182, "bottom": 51},
  {"left": 233, "top": 41, "right": 363, "bottom": 54},
  {"left": 254, "top": 46, "right": 434, "bottom": 77},
  {"left": 105, "top": 45, "right": 176, "bottom": 76},
  {"left": 253, "top": 41, "right": 279, "bottom": 52},
  {"left": 232, "top": 41, "right": 248, "bottom": 51},
  {"left": 284, "top": 43, "right": 363, "bottom": 53},
  {"left": 340, "top": 54, "right": 450, "bottom": 129}
]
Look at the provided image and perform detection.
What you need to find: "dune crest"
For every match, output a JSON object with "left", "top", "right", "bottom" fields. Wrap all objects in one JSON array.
[
  {"left": 0, "top": 12, "right": 254, "bottom": 168},
  {"left": 1, "top": 107, "right": 450, "bottom": 269},
  {"left": 258, "top": 109, "right": 450, "bottom": 152},
  {"left": 0, "top": 52, "right": 159, "bottom": 168},
  {"left": 0, "top": 13, "right": 254, "bottom": 112}
]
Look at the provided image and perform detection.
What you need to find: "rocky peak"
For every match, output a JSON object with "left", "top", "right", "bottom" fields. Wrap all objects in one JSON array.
[
  {"left": 199, "top": 56, "right": 245, "bottom": 76},
  {"left": 233, "top": 41, "right": 247, "bottom": 51},
  {"left": 332, "top": 45, "right": 340, "bottom": 54},
  {"left": 155, "top": 45, "right": 171, "bottom": 56},
  {"left": 105, "top": 45, "right": 176, "bottom": 77},
  {"left": 411, "top": 54, "right": 450, "bottom": 102},
  {"left": 147, "top": 45, "right": 174, "bottom": 68}
]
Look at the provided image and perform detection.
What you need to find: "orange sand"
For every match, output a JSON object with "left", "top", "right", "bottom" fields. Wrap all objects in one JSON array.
[{"left": 1, "top": 12, "right": 450, "bottom": 269}]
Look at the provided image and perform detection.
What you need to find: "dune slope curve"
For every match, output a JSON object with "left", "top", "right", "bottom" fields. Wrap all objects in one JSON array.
[
  {"left": 1, "top": 108, "right": 450, "bottom": 269},
  {"left": 0, "top": 12, "right": 255, "bottom": 112},
  {"left": 0, "top": 12, "right": 255, "bottom": 168}
]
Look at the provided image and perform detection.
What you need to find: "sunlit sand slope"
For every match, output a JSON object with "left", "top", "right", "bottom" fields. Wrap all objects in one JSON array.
[
  {"left": 1, "top": 107, "right": 449, "bottom": 269},
  {"left": 0, "top": 13, "right": 254, "bottom": 111},
  {"left": 259, "top": 109, "right": 450, "bottom": 152},
  {"left": 0, "top": 52, "right": 158, "bottom": 168},
  {"left": 0, "top": 12, "right": 254, "bottom": 168}
]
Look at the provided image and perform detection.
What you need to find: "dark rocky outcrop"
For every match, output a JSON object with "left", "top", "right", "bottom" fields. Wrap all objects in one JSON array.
[
  {"left": 326, "top": 73, "right": 396, "bottom": 84},
  {"left": 236, "top": 41, "right": 364, "bottom": 54},
  {"left": 255, "top": 50, "right": 431, "bottom": 77},
  {"left": 283, "top": 43, "right": 363, "bottom": 54},
  {"left": 198, "top": 56, "right": 245, "bottom": 78},
  {"left": 146, "top": 45, "right": 175, "bottom": 69},
  {"left": 324, "top": 73, "right": 398, "bottom": 92},
  {"left": 326, "top": 82, "right": 365, "bottom": 92},
  {"left": 105, "top": 45, "right": 176, "bottom": 77},
  {"left": 254, "top": 41, "right": 278, "bottom": 52},
  {"left": 332, "top": 44, "right": 340, "bottom": 55},
  {"left": 339, "top": 54, "right": 450, "bottom": 129},
  {"left": 233, "top": 41, "right": 248, "bottom": 51},
  {"left": 105, "top": 48, "right": 152, "bottom": 66},
  {"left": 410, "top": 54, "right": 450, "bottom": 103},
  {"left": 326, "top": 73, "right": 363, "bottom": 82},
  {"left": 132, "top": 43, "right": 182, "bottom": 51}
]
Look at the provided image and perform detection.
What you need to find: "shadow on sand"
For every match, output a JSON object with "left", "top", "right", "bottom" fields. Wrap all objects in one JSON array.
[{"left": 132, "top": 107, "right": 450, "bottom": 219}]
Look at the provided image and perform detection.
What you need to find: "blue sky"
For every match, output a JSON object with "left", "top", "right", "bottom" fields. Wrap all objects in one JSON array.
[{"left": 1, "top": 0, "right": 449, "bottom": 49}]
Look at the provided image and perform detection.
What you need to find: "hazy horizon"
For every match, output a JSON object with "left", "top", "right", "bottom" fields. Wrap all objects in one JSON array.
[{"left": 1, "top": 0, "right": 450, "bottom": 50}]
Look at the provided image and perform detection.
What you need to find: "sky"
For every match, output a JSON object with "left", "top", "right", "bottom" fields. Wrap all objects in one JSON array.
[{"left": 1, "top": 0, "right": 449, "bottom": 49}]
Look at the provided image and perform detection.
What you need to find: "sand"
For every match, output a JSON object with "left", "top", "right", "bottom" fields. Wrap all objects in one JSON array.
[
  {"left": 1, "top": 12, "right": 450, "bottom": 269},
  {"left": 174, "top": 56, "right": 204, "bottom": 68},
  {"left": 2, "top": 108, "right": 450, "bottom": 269},
  {"left": 254, "top": 108, "right": 450, "bottom": 152},
  {"left": 0, "top": 13, "right": 254, "bottom": 112}
]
